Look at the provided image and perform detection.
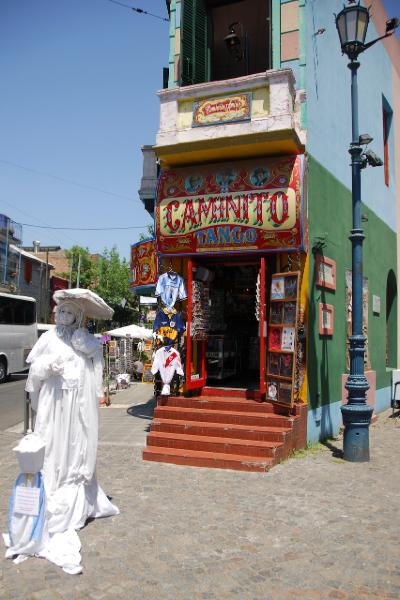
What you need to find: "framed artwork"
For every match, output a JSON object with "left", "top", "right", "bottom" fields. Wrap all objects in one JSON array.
[
  {"left": 284, "top": 276, "right": 297, "bottom": 298},
  {"left": 281, "top": 327, "right": 295, "bottom": 351},
  {"left": 268, "top": 353, "right": 280, "bottom": 375},
  {"left": 270, "top": 302, "right": 283, "bottom": 324},
  {"left": 283, "top": 301, "right": 296, "bottom": 324},
  {"left": 279, "top": 354, "right": 293, "bottom": 377},
  {"left": 267, "top": 380, "right": 279, "bottom": 402},
  {"left": 271, "top": 277, "right": 285, "bottom": 300},
  {"left": 269, "top": 327, "right": 282, "bottom": 351},
  {"left": 319, "top": 303, "right": 334, "bottom": 336},
  {"left": 315, "top": 255, "right": 336, "bottom": 291}
]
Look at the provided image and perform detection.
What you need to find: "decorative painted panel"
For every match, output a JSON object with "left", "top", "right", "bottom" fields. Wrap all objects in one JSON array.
[{"left": 130, "top": 239, "right": 158, "bottom": 288}]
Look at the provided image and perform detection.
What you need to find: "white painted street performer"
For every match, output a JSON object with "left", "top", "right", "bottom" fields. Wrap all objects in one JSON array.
[{"left": 4, "top": 288, "right": 119, "bottom": 574}]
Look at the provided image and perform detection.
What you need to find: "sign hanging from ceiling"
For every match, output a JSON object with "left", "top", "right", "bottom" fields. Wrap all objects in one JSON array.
[{"left": 156, "top": 155, "right": 305, "bottom": 256}]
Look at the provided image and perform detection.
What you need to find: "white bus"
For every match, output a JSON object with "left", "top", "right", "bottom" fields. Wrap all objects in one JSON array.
[{"left": 0, "top": 292, "right": 37, "bottom": 383}]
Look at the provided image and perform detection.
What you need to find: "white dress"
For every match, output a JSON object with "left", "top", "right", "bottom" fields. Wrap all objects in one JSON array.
[{"left": 4, "top": 326, "right": 119, "bottom": 574}]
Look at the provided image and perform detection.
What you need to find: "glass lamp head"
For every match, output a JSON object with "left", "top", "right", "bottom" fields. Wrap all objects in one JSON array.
[{"left": 335, "top": 2, "right": 370, "bottom": 60}]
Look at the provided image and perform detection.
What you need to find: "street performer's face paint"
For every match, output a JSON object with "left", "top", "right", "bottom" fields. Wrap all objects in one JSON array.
[{"left": 56, "top": 303, "right": 78, "bottom": 326}]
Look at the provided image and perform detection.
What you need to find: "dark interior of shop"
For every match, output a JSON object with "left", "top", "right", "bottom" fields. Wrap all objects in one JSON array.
[{"left": 205, "top": 262, "right": 261, "bottom": 389}]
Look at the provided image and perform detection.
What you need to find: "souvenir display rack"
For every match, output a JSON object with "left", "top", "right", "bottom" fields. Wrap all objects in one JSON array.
[{"left": 266, "top": 271, "right": 300, "bottom": 406}]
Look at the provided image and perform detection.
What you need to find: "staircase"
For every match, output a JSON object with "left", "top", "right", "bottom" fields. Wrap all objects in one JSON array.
[{"left": 143, "top": 388, "right": 307, "bottom": 472}]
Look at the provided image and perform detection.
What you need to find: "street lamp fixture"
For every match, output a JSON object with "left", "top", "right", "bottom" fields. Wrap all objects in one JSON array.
[
  {"left": 224, "top": 22, "right": 244, "bottom": 62},
  {"left": 335, "top": 1, "right": 399, "bottom": 462},
  {"left": 224, "top": 21, "right": 250, "bottom": 75}
]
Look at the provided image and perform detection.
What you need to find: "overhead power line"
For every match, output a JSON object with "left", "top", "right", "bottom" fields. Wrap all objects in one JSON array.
[
  {"left": 104, "top": 0, "right": 169, "bottom": 22},
  {"left": 0, "top": 159, "right": 141, "bottom": 204},
  {"left": 21, "top": 223, "right": 153, "bottom": 231}
]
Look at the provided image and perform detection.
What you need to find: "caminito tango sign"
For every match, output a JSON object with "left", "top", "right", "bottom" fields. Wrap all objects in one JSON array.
[{"left": 156, "top": 156, "right": 305, "bottom": 256}]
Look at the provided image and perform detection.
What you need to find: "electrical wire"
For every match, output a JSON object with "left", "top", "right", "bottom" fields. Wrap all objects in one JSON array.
[
  {"left": 20, "top": 223, "right": 153, "bottom": 231},
  {"left": 104, "top": 0, "right": 169, "bottom": 22},
  {"left": 0, "top": 159, "right": 142, "bottom": 204}
]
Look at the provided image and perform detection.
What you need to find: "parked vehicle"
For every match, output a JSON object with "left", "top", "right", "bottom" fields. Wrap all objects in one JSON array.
[{"left": 0, "top": 292, "right": 37, "bottom": 383}]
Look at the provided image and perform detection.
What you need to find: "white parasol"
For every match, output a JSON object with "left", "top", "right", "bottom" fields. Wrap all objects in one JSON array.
[{"left": 53, "top": 288, "right": 114, "bottom": 320}]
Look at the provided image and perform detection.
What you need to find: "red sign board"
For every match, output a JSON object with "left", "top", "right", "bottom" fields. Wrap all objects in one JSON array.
[
  {"left": 130, "top": 239, "right": 157, "bottom": 288},
  {"left": 156, "top": 156, "right": 304, "bottom": 256}
]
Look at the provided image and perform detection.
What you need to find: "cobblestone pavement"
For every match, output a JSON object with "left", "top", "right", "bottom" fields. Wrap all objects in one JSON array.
[{"left": 1, "top": 384, "right": 399, "bottom": 600}]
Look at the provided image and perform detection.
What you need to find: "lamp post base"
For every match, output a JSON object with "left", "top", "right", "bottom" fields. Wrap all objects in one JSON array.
[{"left": 341, "top": 403, "right": 374, "bottom": 462}]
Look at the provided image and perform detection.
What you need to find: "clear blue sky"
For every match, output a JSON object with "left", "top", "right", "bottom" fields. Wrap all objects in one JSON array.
[
  {"left": 0, "top": 0, "right": 169, "bottom": 259},
  {"left": 0, "top": 0, "right": 398, "bottom": 260}
]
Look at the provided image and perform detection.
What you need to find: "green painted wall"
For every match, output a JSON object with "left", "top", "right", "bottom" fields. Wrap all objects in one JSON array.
[{"left": 307, "top": 156, "right": 397, "bottom": 411}]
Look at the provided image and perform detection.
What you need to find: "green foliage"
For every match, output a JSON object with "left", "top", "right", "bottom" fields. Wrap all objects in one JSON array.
[
  {"left": 60, "top": 245, "right": 139, "bottom": 327},
  {"left": 94, "top": 246, "right": 138, "bottom": 326},
  {"left": 139, "top": 224, "right": 155, "bottom": 241},
  {"left": 59, "top": 246, "right": 98, "bottom": 289}
]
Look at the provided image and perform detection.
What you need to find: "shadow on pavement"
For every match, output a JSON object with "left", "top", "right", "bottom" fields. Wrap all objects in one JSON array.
[
  {"left": 320, "top": 438, "right": 344, "bottom": 459},
  {"left": 127, "top": 397, "right": 156, "bottom": 420}
]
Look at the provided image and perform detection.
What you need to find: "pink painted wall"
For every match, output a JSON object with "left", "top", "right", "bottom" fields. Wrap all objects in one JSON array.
[{"left": 369, "top": 2, "right": 400, "bottom": 366}]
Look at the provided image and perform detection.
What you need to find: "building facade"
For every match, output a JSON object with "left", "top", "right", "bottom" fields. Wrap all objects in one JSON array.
[{"left": 134, "top": 0, "right": 399, "bottom": 456}]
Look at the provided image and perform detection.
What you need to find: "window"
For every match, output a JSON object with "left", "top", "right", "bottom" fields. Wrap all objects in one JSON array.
[
  {"left": 0, "top": 297, "right": 36, "bottom": 325},
  {"left": 181, "top": 0, "right": 272, "bottom": 86},
  {"left": 382, "top": 98, "right": 393, "bottom": 188},
  {"left": 24, "top": 259, "right": 32, "bottom": 284},
  {"left": 386, "top": 270, "right": 397, "bottom": 367}
]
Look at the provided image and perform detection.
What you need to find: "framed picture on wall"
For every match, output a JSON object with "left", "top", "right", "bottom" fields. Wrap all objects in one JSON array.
[
  {"left": 315, "top": 255, "right": 336, "bottom": 291},
  {"left": 319, "top": 303, "right": 334, "bottom": 336}
]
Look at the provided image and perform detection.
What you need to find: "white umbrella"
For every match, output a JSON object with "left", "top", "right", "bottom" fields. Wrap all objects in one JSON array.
[
  {"left": 106, "top": 324, "right": 152, "bottom": 339},
  {"left": 53, "top": 288, "right": 114, "bottom": 320}
]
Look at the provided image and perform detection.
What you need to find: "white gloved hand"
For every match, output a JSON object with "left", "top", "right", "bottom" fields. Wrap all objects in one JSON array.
[{"left": 50, "top": 357, "right": 64, "bottom": 376}]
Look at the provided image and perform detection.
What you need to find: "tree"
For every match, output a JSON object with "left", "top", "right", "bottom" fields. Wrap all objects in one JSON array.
[
  {"left": 94, "top": 246, "right": 138, "bottom": 326},
  {"left": 139, "top": 224, "right": 155, "bottom": 241},
  {"left": 58, "top": 246, "right": 98, "bottom": 289}
]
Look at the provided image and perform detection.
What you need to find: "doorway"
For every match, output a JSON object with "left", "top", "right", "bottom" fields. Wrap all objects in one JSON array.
[{"left": 186, "top": 255, "right": 276, "bottom": 391}]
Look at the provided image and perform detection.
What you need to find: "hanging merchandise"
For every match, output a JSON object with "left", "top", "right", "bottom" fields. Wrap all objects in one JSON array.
[
  {"left": 151, "top": 346, "right": 184, "bottom": 395},
  {"left": 255, "top": 271, "right": 261, "bottom": 322},
  {"left": 153, "top": 307, "right": 186, "bottom": 345},
  {"left": 155, "top": 271, "right": 187, "bottom": 311},
  {"left": 192, "top": 280, "right": 210, "bottom": 340}
]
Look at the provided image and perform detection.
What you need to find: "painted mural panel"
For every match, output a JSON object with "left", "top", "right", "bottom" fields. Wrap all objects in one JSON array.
[
  {"left": 130, "top": 239, "right": 157, "bottom": 289},
  {"left": 192, "top": 93, "right": 251, "bottom": 127},
  {"left": 156, "top": 156, "right": 304, "bottom": 256}
]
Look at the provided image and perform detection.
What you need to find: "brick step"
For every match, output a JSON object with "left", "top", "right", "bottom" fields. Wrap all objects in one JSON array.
[
  {"left": 202, "top": 387, "right": 262, "bottom": 400},
  {"left": 162, "top": 396, "right": 281, "bottom": 414},
  {"left": 152, "top": 417, "right": 292, "bottom": 442},
  {"left": 143, "top": 446, "right": 274, "bottom": 472},
  {"left": 147, "top": 431, "right": 284, "bottom": 458},
  {"left": 154, "top": 405, "right": 293, "bottom": 428}
]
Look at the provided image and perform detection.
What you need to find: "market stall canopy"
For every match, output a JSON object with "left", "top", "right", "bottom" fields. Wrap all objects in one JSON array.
[
  {"left": 53, "top": 288, "right": 114, "bottom": 320},
  {"left": 105, "top": 324, "right": 152, "bottom": 339}
]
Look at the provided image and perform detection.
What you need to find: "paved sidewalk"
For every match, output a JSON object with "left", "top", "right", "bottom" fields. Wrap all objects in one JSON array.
[{"left": 1, "top": 385, "right": 399, "bottom": 600}]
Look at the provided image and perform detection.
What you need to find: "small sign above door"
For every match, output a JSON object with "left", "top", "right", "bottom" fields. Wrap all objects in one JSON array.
[{"left": 192, "top": 93, "right": 251, "bottom": 127}]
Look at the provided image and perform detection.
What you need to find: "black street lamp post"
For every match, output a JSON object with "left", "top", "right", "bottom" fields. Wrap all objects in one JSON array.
[{"left": 335, "top": 2, "right": 399, "bottom": 461}]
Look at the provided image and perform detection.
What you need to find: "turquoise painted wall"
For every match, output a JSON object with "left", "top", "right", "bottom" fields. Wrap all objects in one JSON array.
[
  {"left": 305, "top": 0, "right": 397, "bottom": 230},
  {"left": 306, "top": 156, "right": 397, "bottom": 441}
]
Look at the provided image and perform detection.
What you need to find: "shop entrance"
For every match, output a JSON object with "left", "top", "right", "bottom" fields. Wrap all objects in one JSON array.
[{"left": 186, "top": 255, "right": 276, "bottom": 393}]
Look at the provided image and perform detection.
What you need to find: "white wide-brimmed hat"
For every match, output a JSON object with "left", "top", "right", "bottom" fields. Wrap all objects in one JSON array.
[{"left": 53, "top": 288, "right": 114, "bottom": 320}]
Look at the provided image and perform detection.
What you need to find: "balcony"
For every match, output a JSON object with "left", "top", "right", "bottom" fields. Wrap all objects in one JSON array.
[{"left": 154, "top": 69, "right": 305, "bottom": 167}]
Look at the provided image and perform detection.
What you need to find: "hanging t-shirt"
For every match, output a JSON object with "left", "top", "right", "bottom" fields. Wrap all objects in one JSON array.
[
  {"left": 151, "top": 346, "right": 184, "bottom": 395},
  {"left": 155, "top": 272, "right": 187, "bottom": 311},
  {"left": 153, "top": 308, "right": 186, "bottom": 342}
]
